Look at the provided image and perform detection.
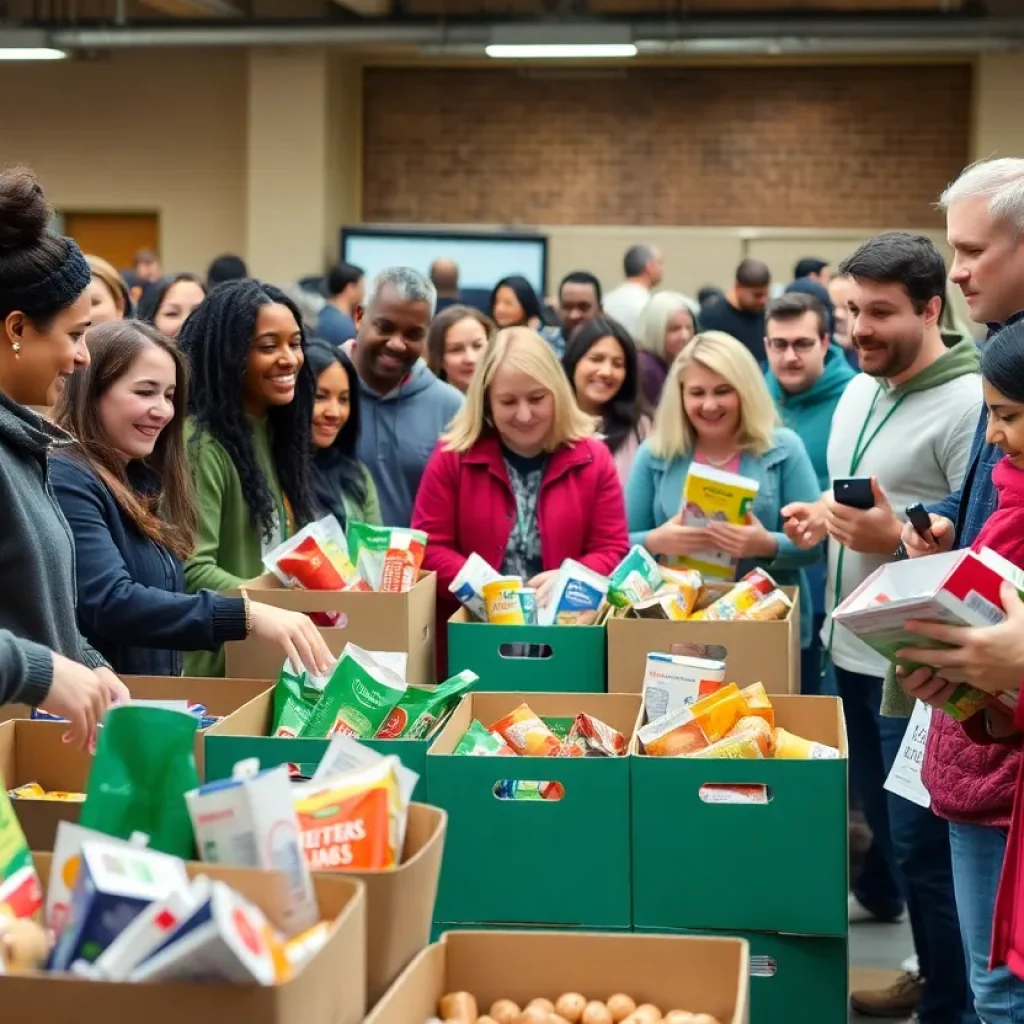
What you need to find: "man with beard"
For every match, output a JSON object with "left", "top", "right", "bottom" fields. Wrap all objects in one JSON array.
[
  {"left": 784, "top": 231, "right": 980, "bottom": 1024},
  {"left": 353, "top": 266, "right": 464, "bottom": 527}
]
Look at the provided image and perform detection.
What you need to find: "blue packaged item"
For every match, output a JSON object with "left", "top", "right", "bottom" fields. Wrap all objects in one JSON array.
[{"left": 540, "top": 559, "right": 610, "bottom": 626}]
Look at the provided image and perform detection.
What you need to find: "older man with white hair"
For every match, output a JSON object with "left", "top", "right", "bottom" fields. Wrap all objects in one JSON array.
[{"left": 353, "top": 266, "right": 465, "bottom": 527}]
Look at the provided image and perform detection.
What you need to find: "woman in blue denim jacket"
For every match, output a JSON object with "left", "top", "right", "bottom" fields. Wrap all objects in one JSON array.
[{"left": 625, "top": 331, "right": 823, "bottom": 652}]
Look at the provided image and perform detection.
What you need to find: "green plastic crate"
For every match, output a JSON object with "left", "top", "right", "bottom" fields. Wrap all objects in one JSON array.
[
  {"left": 447, "top": 608, "right": 606, "bottom": 692},
  {"left": 428, "top": 692, "right": 640, "bottom": 928},
  {"left": 637, "top": 927, "right": 847, "bottom": 1024},
  {"left": 632, "top": 695, "right": 848, "bottom": 937},
  {"left": 203, "top": 687, "right": 429, "bottom": 801}
]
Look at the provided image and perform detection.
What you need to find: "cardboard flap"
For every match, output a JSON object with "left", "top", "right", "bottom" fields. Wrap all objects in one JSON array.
[
  {"left": 204, "top": 689, "right": 276, "bottom": 738},
  {"left": 122, "top": 676, "right": 273, "bottom": 716}
]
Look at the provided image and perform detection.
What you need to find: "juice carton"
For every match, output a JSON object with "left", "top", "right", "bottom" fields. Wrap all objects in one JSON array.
[
  {"left": 641, "top": 652, "right": 727, "bottom": 720},
  {"left": 449, "top": 552, "right": 504, "bottom": 621}
]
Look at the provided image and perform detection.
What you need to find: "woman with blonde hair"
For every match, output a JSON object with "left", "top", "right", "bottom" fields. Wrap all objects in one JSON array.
[
  {"left": 625, "top": 330, "right": 822, "bottom": 655},
  {"left": 412, "top": 326, "right": 629, "bottom": 675},
  {"left": 634, "top": 291, "right": 697, "bottom": 407},
  {"left": 84, "top": 255, "right": 131, "bottom": 324}
]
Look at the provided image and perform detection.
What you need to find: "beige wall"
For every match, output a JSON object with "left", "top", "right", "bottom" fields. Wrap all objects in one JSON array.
[{"left": 0, "top": 49, "right": 1018, "bottom": 301}]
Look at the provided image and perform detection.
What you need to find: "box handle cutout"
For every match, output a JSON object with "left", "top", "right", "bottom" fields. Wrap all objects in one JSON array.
[
  {"left": 750, "top": 955, "right": 778, "bottom": 978},
  {"left": 498, "top": 643, "right": 553, "bottom": 660},
  {"left": 492, "top": 780, "right": 565, "bottom": 801},
  {"left": 698, "top": 783, "right": 773, "bottom": 805},
  {"left": 670, "top": 642, "right": 728, "bottom": 661}
]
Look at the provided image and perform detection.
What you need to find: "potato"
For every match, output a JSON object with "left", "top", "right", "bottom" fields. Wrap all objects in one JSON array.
[
  {"left": 478, "top": 1018, "right": 500, "bottom": 1024},
  {"left": 550, "top": 1016, "right": 573, "bottom": 1024},
  {"left": 491, "top": 1001, "right": 522, "bottom": 1024},
  {"left": 633, "top": 1005, "right": 662, "bottom": 1023},
  {"left": 689, "top": 1017, "right": 721, "bottom": 1024},
  {"left": 439, "top": 992, "right": 478, "bottom": 1023},
  {"left": 516, "top": 1008, "right": 551, "bottom": 1024},
  {"left": 582, "top": 1002, "right": 613, "bottom": 1024},
  {"left": 527, "top": 999, "right": 555, "bottom": 1015},
  {"left": 555, "top": 994, "right": 587, "bottom": 1023},
  {"left": 606, "top": 995, "right": 636, "bottom": 1023},
  {"left": 663, "top": 1013, "right": 696, "bottom": 1024}
]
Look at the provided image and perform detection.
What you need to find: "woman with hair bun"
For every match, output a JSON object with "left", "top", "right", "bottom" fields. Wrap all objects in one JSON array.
[{"left": 0, "top": 166, "right": 128, "bottom": 743}]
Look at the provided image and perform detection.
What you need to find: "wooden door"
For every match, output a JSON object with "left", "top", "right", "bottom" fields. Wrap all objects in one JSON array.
[{"left": 62, "top": 212, "right": 160, "bottom": 275}]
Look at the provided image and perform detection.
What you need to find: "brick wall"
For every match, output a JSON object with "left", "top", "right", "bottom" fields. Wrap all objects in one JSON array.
[{"left": 362, "top": 64, "right": 971, "bottom": 227}]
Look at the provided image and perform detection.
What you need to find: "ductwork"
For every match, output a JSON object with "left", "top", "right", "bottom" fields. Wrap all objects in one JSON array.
[{"left": 47, "top": 15, "right": 1024, "bottom": 51}]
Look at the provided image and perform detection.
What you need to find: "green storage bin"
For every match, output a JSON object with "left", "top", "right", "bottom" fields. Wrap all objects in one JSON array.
[
  {"left": 428, "top": 692, "right": 640, "bottom": 928},
  {"left": 447, "top": 608, "right": 606, "bottom": 693},
  {"left": 203, "top": 688, "right": 429, "bottom": 801},
  {"left": 632, "top": 695, "right": 848, "bottom": 937},
  {"left": 638, "top": 927, "right": 848, "bottom": 1024},
  {"left": 430, "top": 922, "right": 631, "bottom": 942}
]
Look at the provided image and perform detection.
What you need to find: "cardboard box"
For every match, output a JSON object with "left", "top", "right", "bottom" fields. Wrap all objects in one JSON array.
[
  {"left": 447, "top": 608, "right": 606, "bottom": 692},
  {"left": 0, "top": 721, "right": 90, "bottom": 850},
  {"left": 637, "top": 927, "right": 847, "bottom": 1024},
  {"left": 606, "top": 584, "right": 800, "bottom": 696},
  {"left": 365, "top": 930, "right": 749, "bottom": 1024},
  {"left": 203, "top": 689, "right": 429, "bottom": 802},
  {"left": 631, "top": 695, "right": 848, "bottom": 937},
  {"left": 2, "top": 852, "right": 367, "bottom": 1024},
  {"left": 428, "top": 692, "right": 640, "bottom": 928},
  {"left": 224, "top": 572, "right": 437, "bottom": 685},
  {"left": 833, "top": 547, "right": 1023, "bottom": 665},
  {"left": 353, "top": 803, "right": 447, "bottom": 1007}
]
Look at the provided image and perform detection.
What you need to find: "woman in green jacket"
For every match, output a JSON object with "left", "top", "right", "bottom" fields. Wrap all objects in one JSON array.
[
  {"left": 306, "top": 340, "right": 381, "bottom": 528},
  {"left": 179, "top": 280, "right": 319, "bottom": 676}
]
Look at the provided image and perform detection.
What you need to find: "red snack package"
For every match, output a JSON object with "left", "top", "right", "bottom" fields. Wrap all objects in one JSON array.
[
  {"left": 379, "top": 529, "right": 428, "bottom": 594},
  {"left": 570, "top": 713, "right": 627, "bottom": 757}
]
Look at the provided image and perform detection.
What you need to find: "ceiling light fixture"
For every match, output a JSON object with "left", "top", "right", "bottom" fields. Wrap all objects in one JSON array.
[
  {"left": 0, "top": 46, "right": 66, "bottom": 59},
  {"left": 486, "top": 42, "right": 636, "bottom": 59}
]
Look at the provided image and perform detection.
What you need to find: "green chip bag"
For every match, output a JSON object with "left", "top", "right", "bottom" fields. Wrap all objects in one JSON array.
[
  {"left": 375, "top": 669, "right": 478, "bottom": 739},
  {"left": 454, "top": 719, "right": 513, "bottom": 756},
  {"left": 301, "top": 644, "right": 407, "bottom": 739},
  {"left": 272, "top": 662, "right": 319, "bottom": 738}
]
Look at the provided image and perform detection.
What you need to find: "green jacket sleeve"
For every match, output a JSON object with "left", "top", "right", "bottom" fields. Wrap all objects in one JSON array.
[
  {"left": 184, "top": 436, "right": 248, "bottom": 594},
  {"left": 361, "top": 466, "right": 382, "bottom": 526}
]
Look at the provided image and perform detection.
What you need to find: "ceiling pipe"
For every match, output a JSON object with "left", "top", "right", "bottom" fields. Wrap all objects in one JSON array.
[{"left": 48, "top": 15, "right": 1024, "bottom": 49}]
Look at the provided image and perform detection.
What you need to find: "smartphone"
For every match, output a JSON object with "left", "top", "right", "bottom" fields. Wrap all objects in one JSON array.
[
  {"left": 905, "top": 502, "right": 934, "bottom": 541},
  {"left": 833, "top": 477, "right": 875, "bottom": 511}
]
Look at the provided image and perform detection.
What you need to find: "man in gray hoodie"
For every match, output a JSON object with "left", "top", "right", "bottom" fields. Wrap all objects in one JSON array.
[{"left": 353, "top": 267, "right": 465, "bottom": 527}]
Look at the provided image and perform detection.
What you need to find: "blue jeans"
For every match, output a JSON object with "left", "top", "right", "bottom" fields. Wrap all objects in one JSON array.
[
  {"left": 949, "top": 822, "right": 1024, "bottom": 1024},
  {"left": 836, "top": 666, "right": 975, "bottom": 1024}
]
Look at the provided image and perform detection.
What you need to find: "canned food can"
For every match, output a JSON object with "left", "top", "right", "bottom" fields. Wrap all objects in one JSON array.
[{"left": 482, "top": 577, "right": 525, "bottom": 624}]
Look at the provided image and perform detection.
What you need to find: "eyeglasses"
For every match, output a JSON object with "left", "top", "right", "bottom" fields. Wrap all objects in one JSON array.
[{"left": 766, "top": 338, "right": 820, "bottom": 354}]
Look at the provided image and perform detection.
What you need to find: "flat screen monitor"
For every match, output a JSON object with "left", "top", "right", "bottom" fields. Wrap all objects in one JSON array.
[{"left": 340, "top": 227, "right": 549, "bottom": 299}]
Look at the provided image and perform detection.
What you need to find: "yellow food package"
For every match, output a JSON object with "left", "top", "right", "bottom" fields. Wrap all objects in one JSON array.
[
  {"left": 773, "top": 728, "right": 841, "bottom": 760},
  {"left": 692, "top": 731, "right": 764, "bottom": 759},
  {"left": 727, "top": 715, "right": 775, "bottom": 757},
  {"left": 676, "top": 464, "right": 760, "bottom": 579},
  {"left": 658, "top": 568, "right": 703, "bottom": 617},
  {"left": 688, "top": 682, "right": 750, "bottom": 743},
  {"left": 7, "top": 783, "right": 45, "bottom": 799},
  {"left": 742, "top": 589, "right": 793, "bottom": 622},
  {"left": 293, "top": 759, "right": 404, "bottom": 871},
  {"left": 739, "top": 682, "right": 775, "bottom": 729}
]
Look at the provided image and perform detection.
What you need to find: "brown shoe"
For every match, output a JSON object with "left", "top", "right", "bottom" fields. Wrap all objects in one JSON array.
[{"left": 850, "top": 972, "right": 923, "bottom": 1018}]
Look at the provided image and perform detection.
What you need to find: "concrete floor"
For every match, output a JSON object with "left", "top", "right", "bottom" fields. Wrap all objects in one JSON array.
[{"left": 849, "top": 916, "right": 915, "bottom": 1023}]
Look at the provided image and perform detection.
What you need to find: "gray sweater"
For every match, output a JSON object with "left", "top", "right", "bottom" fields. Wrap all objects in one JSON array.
[{"left": 0, "top": 392, "right": 106, "bottom": 707}]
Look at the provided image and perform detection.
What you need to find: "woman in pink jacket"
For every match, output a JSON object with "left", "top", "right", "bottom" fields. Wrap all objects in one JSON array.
[{"left": 411, "top": 326, "right": 629, "bottom": 676}]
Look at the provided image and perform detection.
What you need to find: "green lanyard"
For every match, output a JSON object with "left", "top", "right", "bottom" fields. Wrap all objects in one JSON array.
[{"left": 824, "top": 386, "right": 908, "bottom": 669}]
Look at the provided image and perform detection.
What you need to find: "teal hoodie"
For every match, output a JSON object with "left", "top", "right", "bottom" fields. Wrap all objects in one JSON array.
[{"left": 766, "top": 345, "right": 856, "bottom": 491}]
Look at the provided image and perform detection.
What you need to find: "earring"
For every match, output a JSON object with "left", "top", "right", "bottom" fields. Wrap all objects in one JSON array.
[{"left": 10, "top": 342, "right": 20, "bottom": 357}]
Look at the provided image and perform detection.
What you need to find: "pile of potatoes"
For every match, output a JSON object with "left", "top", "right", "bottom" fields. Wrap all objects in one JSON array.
[{"left": 433, "top": 991, "right": 723, "bottom": 1024}]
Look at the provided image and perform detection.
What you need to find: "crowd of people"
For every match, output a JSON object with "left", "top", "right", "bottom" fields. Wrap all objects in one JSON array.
[{"left": 3, "top": 154, "right": 1024, "bottom": 1022}]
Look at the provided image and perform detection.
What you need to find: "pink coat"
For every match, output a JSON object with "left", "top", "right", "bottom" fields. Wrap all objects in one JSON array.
[{"left": 411, "top": 431, "right": 630, "bottom": 676}]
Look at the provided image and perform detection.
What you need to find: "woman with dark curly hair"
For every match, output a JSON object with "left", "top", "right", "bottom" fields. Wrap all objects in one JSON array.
[
  {"left": 137, "top": 273, "right": 207, "bottom": 340},
  {"left": 178, "top": 279, "right": 318, "bottom": 676}
]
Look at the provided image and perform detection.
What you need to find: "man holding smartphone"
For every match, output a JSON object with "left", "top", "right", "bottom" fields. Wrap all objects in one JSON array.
[{"left": 783, "top": 232, "right": 981, "bottom": 1024}]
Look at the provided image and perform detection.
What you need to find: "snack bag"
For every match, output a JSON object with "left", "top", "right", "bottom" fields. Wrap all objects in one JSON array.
[
  {"left": 0, "top": 786, "right": 42, "bottom": 922},
  {"left": 348, "top": 522, "right": 427, "bottom": 593},
  {"left": 739, "top": 682, "right": 775, "bottom": 728},
  {"left": 541, "top": 560, "right": 610, "bottom": 626},
  {"left": 302, "top": 644, "right": 407, "bottom": 739},
  {"left": 659, "top": 567, "right": 703, "bottom": 616},
  {"left": 608, "top": 545, "right": 664, "bottom": 608},
  {"left": 692, "top": 731, "right": 765, "bottom": 759},
  {"left": 631, "top": 590, "right": 693, "bottom": 621},
  {"left": 677, "top": 464, "right": 760, "bottom": 578},
  {"left": 726, "top": 715, "right": 775, "bottom": 757},
  {"left": 449, "top": 552, "right": 503, "bottom": 620},
  {"left": 568, "top": 713, "right": 627, "bottom": 757},
  {"left": 692, "top": 568, "right": 778, "bottom": 622},
  {"left": 773, "top": 728, "right": 841, "bottom": 760},
  {"left": 375, "top": 670, "right": 478, "bottom": 739},
  {"left": 453, "top": 720, "right": 517, "bottom": 756},
  {"left": 264, "top": 516, "right": 356, "bottom": 590},
  {"left": 743, "top": 588, "right": 793, "bottom": 622},
  {"left": 272, "top": 662, "right": 320, "bottom": 738},
  {"left": 637, "top": 706, "right": 709, "bottom": 757},
  {"left": 293, "top": 758, "right": 405, "bottom": 870},
  {"left": 489, "top": 703, "right": 562, "bottom": 756}
]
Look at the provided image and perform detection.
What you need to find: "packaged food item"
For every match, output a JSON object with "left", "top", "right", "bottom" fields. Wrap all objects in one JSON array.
[
  {"left": 738, "top": 681, "right": 775, "bottom": 728},
  {"left": 449, "top": 552, "right": 504, "bottom": 621},
  {"left": 727, "top": 715, "right": 775, "bottom": 757},
  {"left": 7, "top": 782, "right": 45, "bottom": 799},
  {"left": 608, "top": 545, "right": 664, "bottom": 608},
  {"left": 773, "top": 728, "right": 841, "bottom": 760},
  {"left": 691, "top": 568, "right": 778, "bottom": 621},
  {"left": 677, "top": 463, "right": 761, "bottom": 578},
  {"left": 637, "top": 706, "right": 710, "bottom": 757},
  {"left": 692, "top": 730, "right": 764, "bottom": 759},
  {"left": 293, "top": 757, "right": 405, "bottom": 870},
  {"left": 744, "top": 588, "right": 793, "bottom": 622},
  {"left": 128, "top": 879, "right": 281, "bottom": 986},
  {"left": 185, "top": 760, "right": 318, "bottom": 936},
  {"left": 376, "top": 670, "right": 478, "bottom": 739},
  {"left": 541, "top": 559, "right": 610, "bottom": 626},
  {"left": 0, "top": 786, "right": 42, "bottom": 923},
  {"left": 641, "top": 652, "right": 727, "bottom": 720},
  {"left": 49, "top": 841, "right": 191, "bottom": 971},
  {"left": 658, "top": 567, "right": 704, "bottom": 616},
  {"left": 264, "top": 516, "right": 356, "bottom": 590},
  {"left": 483, "top": 577, "right": 525, "bottom": 624},
  {"left": 272, "top": 662, "right": 319, "bottom": 738},
  {"left": 0, "top": 915, "right": 50, "bottom": 973},
  {"left": 283, "top": 920, "right": 331, "bottom": 971},
  {"left": 380, "top": 527, "right": 428, "bottom": 593},
  {"left": 518, "top": 587, "right": 538, "bottom": 625},
  {"left": 302, "top": 643, "right": 407, "bottom": 739},
  {"left": 453, "top": 720, "right": 517, "bottom": 756},
  {"left": 699, "top": 783, "right": 770, "bottom": 804},
  {"left": 631, "top": 590, "right": 693, "bottom": 621},
  {"left": 686, "top": 682, "right": 749, "bottom": 743},
  {"left": 489, "top": 703, "right": 563, "bottom": 756},
  {"left": 568, "top": 713, "right": 627, "bottom": 757}
]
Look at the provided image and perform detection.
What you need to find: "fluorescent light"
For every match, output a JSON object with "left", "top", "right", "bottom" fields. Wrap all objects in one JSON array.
[
  {"left": 486, "top": 42, "right": 637, "bottom": 58},
  {"left": 0, "top": 47, "right": 66, "bottom": 60}
]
